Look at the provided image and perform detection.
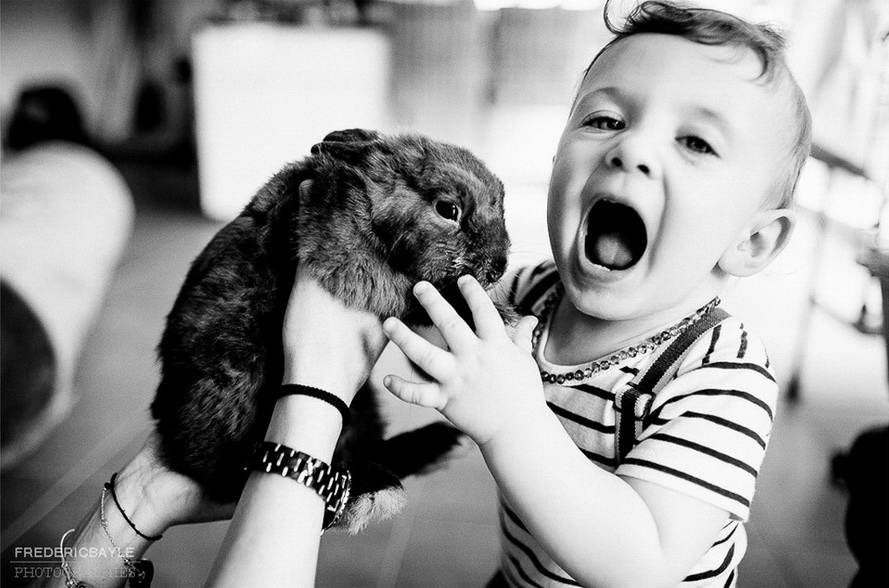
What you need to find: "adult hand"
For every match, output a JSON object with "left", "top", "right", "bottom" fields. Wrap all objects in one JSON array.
[
  {"left": 115, "top": 432, "right": 236, "bottom": 537},
  {"left": 281, "top": 186, "right": 388, "bottom": 402}
]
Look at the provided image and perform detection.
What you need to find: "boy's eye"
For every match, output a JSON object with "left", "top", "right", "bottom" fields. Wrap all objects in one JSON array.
[
  {"left": 584, "top": 116, "right": 625, "bottom": 131},
  {"left": 680, "top": 136, "right": 716, "bottom": 155}
]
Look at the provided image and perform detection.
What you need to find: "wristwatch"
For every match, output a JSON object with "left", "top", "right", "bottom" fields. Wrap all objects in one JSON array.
[{"left": 249, "top": 441, "right": 352, "bottom": 531}]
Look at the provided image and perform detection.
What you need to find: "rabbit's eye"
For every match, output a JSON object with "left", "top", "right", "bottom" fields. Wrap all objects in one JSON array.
[{"left": 435, "top": 200, "right": 461, "bottom": 223}]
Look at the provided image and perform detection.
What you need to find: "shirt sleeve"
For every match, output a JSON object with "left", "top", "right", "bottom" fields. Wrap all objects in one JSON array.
[{"left": 615, "top": 317, "right": 778, "bottom": 521}]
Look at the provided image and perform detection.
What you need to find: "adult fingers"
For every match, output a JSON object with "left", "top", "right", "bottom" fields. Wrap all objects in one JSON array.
[
  {"left": 457, "top": 275, "right": 506, "bottom": 339},
  {"left": 412, "top": 282, "right": 476, "bottom": 349},
  {"left": 383, "top": 317, "right": 454, "bottom": 382},
  {"left": 383, "top": 375, "right": 446, "bottom": 410}
]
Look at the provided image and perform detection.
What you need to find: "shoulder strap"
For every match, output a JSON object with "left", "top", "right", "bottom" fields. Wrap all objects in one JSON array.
[
  {"left": 614, "top": 307, "right": 730, "bottom": 465},
  {"left": 633, "top": 307, "right": 730, "bottom": 397}
]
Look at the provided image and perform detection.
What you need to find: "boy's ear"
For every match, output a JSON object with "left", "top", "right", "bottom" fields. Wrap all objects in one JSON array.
[{"left": 718, "top": 209, "right": 795, "bottom": 277}]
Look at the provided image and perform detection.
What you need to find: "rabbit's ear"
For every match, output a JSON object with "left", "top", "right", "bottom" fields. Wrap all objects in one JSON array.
[
  {"left": 319, "top": 128, "right": 379, "bottom": 143},
  {"left": 310, "top": 128, "right": 380, "bottom": 162}
]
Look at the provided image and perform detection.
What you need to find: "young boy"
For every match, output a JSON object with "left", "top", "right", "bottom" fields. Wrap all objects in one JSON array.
[{"left": 382, "top": 1, "right": 812, "bottom": 587}]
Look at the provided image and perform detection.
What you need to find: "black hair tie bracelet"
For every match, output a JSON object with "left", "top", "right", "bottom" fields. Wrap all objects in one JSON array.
[
  {"left": 105, "top": 473, "right": 163, "bottom": 542},
  {"left": 278, "top": 384, "right": 351, "bottom": 427}
]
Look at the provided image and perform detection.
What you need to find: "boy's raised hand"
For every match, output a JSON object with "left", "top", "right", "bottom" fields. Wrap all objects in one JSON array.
[{"left": 382, "top": 275, "right": 544, "bottom": 445}]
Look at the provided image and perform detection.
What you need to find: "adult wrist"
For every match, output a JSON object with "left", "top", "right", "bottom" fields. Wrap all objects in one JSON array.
[
  {"left": 114, "top": 452, "right": 176, "bottom": 538},
  {"left": 115, "top": 437, "right": 206, "bottom": 534},
  {"left": 282, "top": 327, "right": 386, "bottom": 398},
  {"left": 265, "top": 395, "right": 343, "bottom": 462},
  {"left": 248, "top": 441, "right": 351, "bottom": 531},
  {"left": 277, "top": 384, "right": 351, "bottom": 426}
]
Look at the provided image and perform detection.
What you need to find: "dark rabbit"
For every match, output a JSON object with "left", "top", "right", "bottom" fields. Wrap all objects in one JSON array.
[{"left": 151, "top": 129, "right": 511, "bottom": 532}]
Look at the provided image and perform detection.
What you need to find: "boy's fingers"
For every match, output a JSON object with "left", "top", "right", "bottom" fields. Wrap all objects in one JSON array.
[
  {"left": 511, "top": 315, "right": 539, "bottom": 354},
  {"left": 412, "top": 281, "right": 475, "bottom": 348},
  {"left": 383, "top": 317, "right": 454, "bottom": 381},
  {"left": 383, "top": 375, "right": 445, "bottom": 410},
  {"left": 457, "top": 275, "right": 504, "bottom": 339}
]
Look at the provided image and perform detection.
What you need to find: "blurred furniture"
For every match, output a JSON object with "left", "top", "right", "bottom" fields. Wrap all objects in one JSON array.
[
  {"left": 784, "top": 0, "right": 888, "bottom": 401},
  {"left": 0, "top": 142, "right": 134, "bottom": 469},
  {"left": 858, "top": 246, "right": 889, "bottom": 380},
  {"left": 785, "top": 145, "right": 886, "bottom": 401},
  {"left": 191, "top": 23, "right": 391, "bottom": 221}
]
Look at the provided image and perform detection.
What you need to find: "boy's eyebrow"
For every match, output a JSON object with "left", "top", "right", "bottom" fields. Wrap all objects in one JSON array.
[
  {"left": 575, "top": 86, "right": 624, "bottom": 104},
  {"left": 688, "top": 106, "right": 734, "bottom": 139},
  {"left": 570, "top": 86, "right": 625, "bottom": 115}
]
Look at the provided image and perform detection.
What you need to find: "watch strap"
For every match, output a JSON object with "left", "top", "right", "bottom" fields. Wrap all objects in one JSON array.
[{"left": 249, "top": 441, "right": 351, "bottom": 531}]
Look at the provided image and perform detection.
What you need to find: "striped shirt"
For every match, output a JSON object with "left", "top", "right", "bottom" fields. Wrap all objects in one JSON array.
[{"left": 498, "top": 261, "right": 777, "bottom": 588}]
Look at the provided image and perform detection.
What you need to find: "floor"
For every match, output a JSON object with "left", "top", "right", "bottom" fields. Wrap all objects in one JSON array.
[{"left": 2, "top": 137, "right": 888, "bottom": 587}]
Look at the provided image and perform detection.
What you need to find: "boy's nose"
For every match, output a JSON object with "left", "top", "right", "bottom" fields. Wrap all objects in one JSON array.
[{"left": 605, "top": 137, "right": 659, "bottom": 178}]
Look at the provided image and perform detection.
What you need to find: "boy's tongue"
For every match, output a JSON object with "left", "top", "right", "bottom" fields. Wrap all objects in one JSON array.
[
  {"left": 584, "top": 200, "right": 647, "bottom": 271},
  {"left": 587, "top": 231, "right": 635, "bottom": 270}
]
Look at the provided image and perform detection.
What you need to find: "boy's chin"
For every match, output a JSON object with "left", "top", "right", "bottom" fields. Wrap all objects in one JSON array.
[{"left": 563, "top": 280, "right": 647, "bottom": 322}]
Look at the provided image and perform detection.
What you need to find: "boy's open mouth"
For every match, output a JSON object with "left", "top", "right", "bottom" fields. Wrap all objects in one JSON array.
[{"left": 584, "top": 200, "right": 647, "bottom": 271}]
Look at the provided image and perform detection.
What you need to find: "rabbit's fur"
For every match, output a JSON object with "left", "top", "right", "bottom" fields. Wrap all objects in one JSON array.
[{"left": 151, "top": 129, "right": 510, "bottom": 532}]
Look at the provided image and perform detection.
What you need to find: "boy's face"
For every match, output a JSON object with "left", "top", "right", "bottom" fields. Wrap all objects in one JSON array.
[{"left": 548, "top": 33, "right": 794, "bottom": 322}]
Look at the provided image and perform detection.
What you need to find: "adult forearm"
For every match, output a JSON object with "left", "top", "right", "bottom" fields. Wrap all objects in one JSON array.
[
  {"left": 207, "top": 348, "right": 376, "bottom": 587},
  {"left": 206, "top": 396, "right": 343, "bottom": 588},
  {"left": 208, "top": 273, "right": 387, "bottom": 587},
  {"left": 40, "top": 462, "right": 163, "bottom": 588}
]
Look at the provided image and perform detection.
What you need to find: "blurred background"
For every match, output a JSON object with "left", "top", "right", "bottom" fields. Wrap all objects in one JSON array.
[{"left": 1, "top": 0, "right": 888, "bottom": 586}]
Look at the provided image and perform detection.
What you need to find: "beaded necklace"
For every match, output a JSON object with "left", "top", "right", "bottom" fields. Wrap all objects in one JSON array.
[{"left": 531, "top": 285, "right": 721, "bottom": 384}]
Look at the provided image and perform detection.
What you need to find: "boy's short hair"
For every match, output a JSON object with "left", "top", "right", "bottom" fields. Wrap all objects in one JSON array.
[{"left": 582, "top": 0, "right": 812, "bottom": 209}]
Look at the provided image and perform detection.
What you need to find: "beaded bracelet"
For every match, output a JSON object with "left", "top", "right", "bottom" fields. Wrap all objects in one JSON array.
[
  {"left": 100, "top": 480, "right": 155, "bottom": 587},
  {"left": 59, "top": 529, "right": 91, "bottom": 588}
]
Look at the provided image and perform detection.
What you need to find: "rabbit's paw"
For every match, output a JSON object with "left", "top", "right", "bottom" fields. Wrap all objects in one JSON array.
[{"left": 336, "top": 487, "right": 407, "bottom": 535}]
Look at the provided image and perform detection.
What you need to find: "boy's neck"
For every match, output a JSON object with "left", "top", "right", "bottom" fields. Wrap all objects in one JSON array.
[{"left": 544, "top": 293, "right": 721, "bottom": 366}]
